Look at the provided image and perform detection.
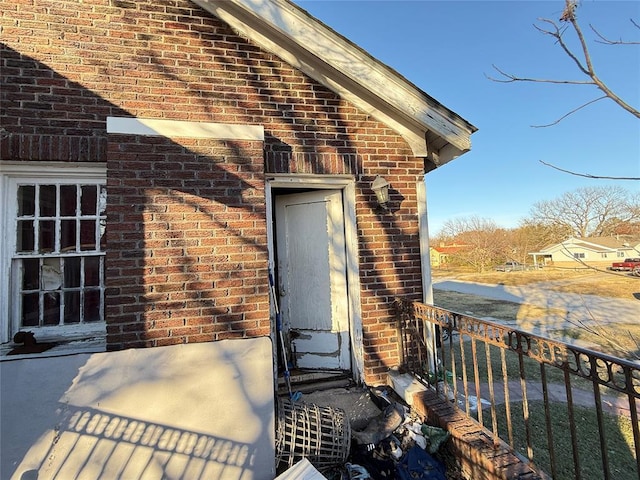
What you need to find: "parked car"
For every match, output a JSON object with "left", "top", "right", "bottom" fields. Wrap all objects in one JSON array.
[
  {"left": 495, "top": 261, "right": 527, "bottom": 272},
  {"left": 609, "top": 258, "right": 640, "bottom": 271}
]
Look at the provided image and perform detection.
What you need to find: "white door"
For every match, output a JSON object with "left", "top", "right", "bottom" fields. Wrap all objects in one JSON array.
[{"left": 275, "top": 190, "right": 350, "bottom": 370}]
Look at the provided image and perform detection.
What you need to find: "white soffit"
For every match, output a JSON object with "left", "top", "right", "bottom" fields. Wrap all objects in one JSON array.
[{"left": 190, "top": 0, "right": 476, "bottom": 162}]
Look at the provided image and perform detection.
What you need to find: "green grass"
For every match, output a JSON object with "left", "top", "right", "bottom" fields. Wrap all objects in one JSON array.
[
  {"left": 484, "top": 402, "right": 638, "bottom": 480},
  {"left": 428, "top": 340, "right": 638, "bottom": 479}
]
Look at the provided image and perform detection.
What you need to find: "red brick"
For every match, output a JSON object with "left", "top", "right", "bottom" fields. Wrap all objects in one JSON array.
[{"left": 4, "top": 0, "right": 425, "bottom": 379}]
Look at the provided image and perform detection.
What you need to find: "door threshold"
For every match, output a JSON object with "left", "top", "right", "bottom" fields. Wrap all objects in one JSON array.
[{"left": 277, "top": 369, "right": 353, "bottom": 395}]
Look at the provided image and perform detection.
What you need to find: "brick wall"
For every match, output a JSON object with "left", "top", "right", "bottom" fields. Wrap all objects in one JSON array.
[
  {"left": 1, "top": 0, "right": 425, "bottom": 384},
  {"left": 105, "top": 134, "right": 269, "bottom": 349}
]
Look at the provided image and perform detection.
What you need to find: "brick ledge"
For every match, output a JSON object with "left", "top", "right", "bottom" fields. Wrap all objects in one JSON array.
[{"left": 411, "top": 388, "right": 544, "bottom": 480}]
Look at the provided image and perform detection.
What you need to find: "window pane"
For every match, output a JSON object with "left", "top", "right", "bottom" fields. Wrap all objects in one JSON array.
[
  {"left": 84, "top": 290, "right": 101, "bottom": 322},
  {"left": 18, "top": 185, "right": 35, "bottom": 216},
  {"left": 42, "top": 259, "right": 62, "bottom": 290},
  {"left": 64, "top": 257, "right": 81, "bottom": 288},
  {"left": 39, "top": 220, "right": 56, "bottom": 253},
  {"left": 22, "top": 258, "right": 40, "bottom": 290},
  {"left": 60, "top": 220, "right": 76, "bottom": 252},
  {"left": 98, "top": 185, "right": 106, "bottom": 215},
  {"left": 61, "top": 219, "right": 76, "bottom": 252},
  {"left": 43, "top": 293, "right": 60, "bottom": 325},
  {"left": 60, "top": 185, "right": 77, "bottom": 216},
  {"left": 40, "top": 185, "right": 56, "bottom": 217},
  {"left": 81, "top": 185, "right": 97, "bottom": 215},
  {"left": 64, "top": 291, "right": 81, "bottom": 324},
  {"left": 85, "top": 257, "right": 100, "bottom": 286},
  {"left": 22, "top": 293, "right": 39, "bottom": 327},
  {"left": 80, "top": 220, "right": 96, "bottom": 250},
  {"left": 17, "top": 220, "right": 35, "bottom": 252},
  {"left": 99, "top": 219, "right": 106, "bottom": 250}
]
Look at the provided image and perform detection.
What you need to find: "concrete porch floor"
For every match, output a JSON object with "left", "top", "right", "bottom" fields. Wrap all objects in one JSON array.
[{"left": 1, "top": 339, "right": 276, "bottom": 480}]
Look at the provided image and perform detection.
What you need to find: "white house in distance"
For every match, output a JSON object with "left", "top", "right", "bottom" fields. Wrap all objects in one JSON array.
[{"left": 529, "top": 236, "right": 640, "bottom": 267}]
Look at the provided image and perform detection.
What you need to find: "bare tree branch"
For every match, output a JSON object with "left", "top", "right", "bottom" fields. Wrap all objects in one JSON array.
[
  {"left": 487, "top": 64, "right": 592, "bottom": 85},
  {"left": 489, "top": 0, "right": 639, "bottom": 123},
  {"left": 592, "top": 25, "right": 640, "bottom": 45},
  {"left": 591, "top": 18, "right": 640, "bottom": 45},
  {"left": 539, "top": 160, "right": 640, "bottom": 180},
  {"left": 535, "top": 18, "right": 590, "bottom": 76},
  {"left": 531, "top": 96, "right": 607, "bottom": 127},
  {"left": 560, "top": 0, "right": 640, "bottom": 119},
  {"left": 565, "top": 305, "right": 640, "bottom": 360}
]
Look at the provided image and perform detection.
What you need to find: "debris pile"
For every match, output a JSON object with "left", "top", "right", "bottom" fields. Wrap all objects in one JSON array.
[
  {"left": 344, "top": 389, "right": 450, "bottom": 480},
  {"left": 276, "top": 385, "right": 452, "bottom": 480}
]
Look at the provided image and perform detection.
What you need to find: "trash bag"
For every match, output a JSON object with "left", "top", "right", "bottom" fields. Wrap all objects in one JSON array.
[
  {"left": 349, "top": 436, "right": 397, "bottom": 479},
  {"left": 395, "top": 445, "right": 447, "bottom": 480},
  {"left": 352, "top": 402, "right": 405, "bottom": 447}
]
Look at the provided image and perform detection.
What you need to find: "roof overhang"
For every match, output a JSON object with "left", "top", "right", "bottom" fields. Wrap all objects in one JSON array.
[{"left": 190, "top": 0, "right": 477, "bottom": 166}]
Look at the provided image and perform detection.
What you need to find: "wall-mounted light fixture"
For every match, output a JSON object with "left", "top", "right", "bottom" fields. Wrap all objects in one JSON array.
[{"left": 371, "top": 175, "right": 390, "bottom": 211}]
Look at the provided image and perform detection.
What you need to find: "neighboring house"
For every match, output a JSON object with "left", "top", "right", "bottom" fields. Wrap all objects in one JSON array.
[
  {"left": 0, "top": 0, "right": 476, "bottom": 386},
  {"left": 529, "top": 236, "right": 640, "bottom": 267},
  {"left": 429, "top": 244, "right": 469, "bottom": 268}
]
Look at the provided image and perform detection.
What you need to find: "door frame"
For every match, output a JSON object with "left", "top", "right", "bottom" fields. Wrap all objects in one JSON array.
[{"left": 265, "top": 174, "right": 364, "bottom": 383}]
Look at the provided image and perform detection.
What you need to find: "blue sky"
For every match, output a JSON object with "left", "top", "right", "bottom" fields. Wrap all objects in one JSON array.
[{"left": 295, "top": 1, "right": 640, "bottom": 235}]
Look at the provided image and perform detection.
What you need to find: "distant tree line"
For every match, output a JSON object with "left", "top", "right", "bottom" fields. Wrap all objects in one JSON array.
[{"left": 432, "top": 185, "right": 640, "bottom": 272}]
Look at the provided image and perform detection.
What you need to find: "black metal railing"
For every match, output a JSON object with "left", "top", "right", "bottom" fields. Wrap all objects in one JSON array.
[{"left": 396, "top": 298, "right": 640, "bottom": 480}]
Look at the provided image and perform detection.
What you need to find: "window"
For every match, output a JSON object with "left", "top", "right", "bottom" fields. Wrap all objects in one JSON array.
[
  {"left": 573, "top": 252, "right": 585, "bottom": 259},
  {"left": 1, "top": 163, "right": 106, "bottom": 343},
  {"left": 601, "top": 253, "right": 608, "bottom": 259},
  {"left": 617, "top": 252, "right": 625, "bottom": 258}
]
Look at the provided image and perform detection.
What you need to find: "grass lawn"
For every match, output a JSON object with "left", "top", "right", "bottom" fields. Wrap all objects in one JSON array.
[
  {"left": 434, "top": 341, "right": 638, "bottom": 479},
  {"left": 426, "top": 267, "right": 639, "bottom": 478},
  {"left": 556, "top": 322, "right": 640, "bottom": 359},
  {"left": 486, "top": 401, "right": 638, "bottom": 480},
  {"left": 432, "top": 267, "right": 639, "bottom": 300},
  {"left": 432, "top": 290, "right": 640, "bottom": 360},
  {"left": 441, "top": 339, "right": 602, "bottom": 404}
]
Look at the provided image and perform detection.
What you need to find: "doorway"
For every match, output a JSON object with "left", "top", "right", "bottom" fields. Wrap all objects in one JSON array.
[
  {"left": 275, "top": 189, "right": 349, "bottom": 370},
  {"left": 266, "top": 175, "right": 364, "bottom": 384}
]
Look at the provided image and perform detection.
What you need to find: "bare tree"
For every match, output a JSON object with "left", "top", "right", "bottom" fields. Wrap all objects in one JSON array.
[
  {"left": 510, "top": 222, "right": 571, "bottom": 260},
  {"left": 489, "top": 1, "right": 639, "bottom": 181},
  {"left": 439, "top": 216, "right": 511, "bottom": 272},
  {"left": 490, "top": 0, "right": 639, "bottom": 124},
  {"left": 527, "top": 185, "right": 640, "bottom": 237}
]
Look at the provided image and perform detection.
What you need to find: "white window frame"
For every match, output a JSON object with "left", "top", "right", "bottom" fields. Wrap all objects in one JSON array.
[{"left": 0, "top": 162, "right": 107, "bottom": 344}]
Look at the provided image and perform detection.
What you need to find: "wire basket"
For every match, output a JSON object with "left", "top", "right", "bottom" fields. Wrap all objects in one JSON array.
[{"left": 276, "top": 398, "right": 351, "bottom": 471}]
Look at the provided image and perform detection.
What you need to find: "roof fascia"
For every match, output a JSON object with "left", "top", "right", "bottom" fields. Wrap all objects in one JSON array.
[{"left": 190, "top": 0, "right": 476, "bottom": 162}]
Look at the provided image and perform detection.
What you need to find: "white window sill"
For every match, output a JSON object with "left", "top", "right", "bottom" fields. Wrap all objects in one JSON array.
[{"left": 0, "top": 336, "right": 106, "bottom": 361}]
